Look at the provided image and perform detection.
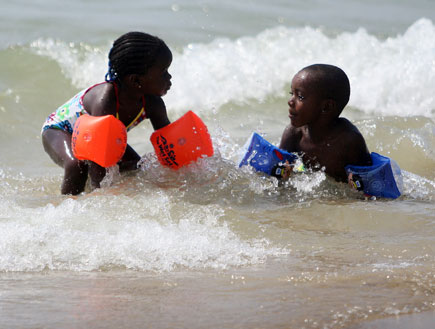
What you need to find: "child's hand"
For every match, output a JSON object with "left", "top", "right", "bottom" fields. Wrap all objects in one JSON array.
[
  {"left": 347, "top": 172, "right": 354, "bottom": 188},
  {"left": 348, "top": 172, "right": 364, "bottom": 191},
  {"left": 271, "top": 161, "right": 293, "bottom": 180},
  {"left": 282, "top": 161, "right": 293, "bottom": 180}
]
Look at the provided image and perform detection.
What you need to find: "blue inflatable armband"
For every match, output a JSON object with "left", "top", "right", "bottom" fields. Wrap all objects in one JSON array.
[
  {"left": 239, "top": 132, "right": 297, "bottom": 177},
  {"left": 345, "top": 152, "right": 403, "bottom": 199}
]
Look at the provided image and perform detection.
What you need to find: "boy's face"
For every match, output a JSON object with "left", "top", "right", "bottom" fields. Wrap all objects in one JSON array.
[{"left": 288, "top": 70, "right": 325, "bottom": 128}]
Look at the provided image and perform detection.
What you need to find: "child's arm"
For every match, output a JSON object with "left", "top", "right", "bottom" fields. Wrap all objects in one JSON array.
[
  {"left": 118, "top": 144, "right": 141, "bottom": 172},
  {"left": 86, "top": 145, "right": 141, "bottom": 187},
  {"left": 275, "top": 125, "right": 302, "bottom": 180},
  {"left": 112, "top": 96, "right": 170, "bottom": 172},
  {"left": 88, "top": 162, "right": 106, "bottom": 189},
  {"left": 324, "top": 122, "right": 372, "bottom": 182},
  {"left": 279, "top": 124, "right": 301, "bottom": 152},
  {"left": 146, "top": 96, "right": 170, "bottom": 130},
  {"left": 343, "top": 127, "right": 372, "bottom": 167}
]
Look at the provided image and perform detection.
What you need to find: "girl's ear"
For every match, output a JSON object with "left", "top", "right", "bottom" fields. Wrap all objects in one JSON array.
[{"left": 124, "top": 74, "right": 142, "bottom": 90}]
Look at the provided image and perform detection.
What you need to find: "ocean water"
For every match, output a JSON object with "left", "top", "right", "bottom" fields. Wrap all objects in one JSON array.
[{"left": 0, "top": 0, "right": 434, "bottom": 328}]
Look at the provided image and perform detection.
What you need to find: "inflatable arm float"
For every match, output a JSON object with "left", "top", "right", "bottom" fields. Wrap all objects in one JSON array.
[
  {"left": 72, "top": 114, "right": 127, "bottom": 168},
  {"left": 238, "top": 132, "right": 297, "bottom": 177},
  {"left": 346, "top": 152, "right": 403, "bottom": 199},
  {"left": 150, "top": 111, "right": 214, "bottom": 169}
]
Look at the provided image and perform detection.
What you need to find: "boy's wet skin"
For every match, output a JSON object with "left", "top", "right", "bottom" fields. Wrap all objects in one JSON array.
[
  {"left": 288, "top": 70, "right": 326, "bottom": 128},
  {"left": 280, "top": 64, "right": 372, "bottom": 183}
]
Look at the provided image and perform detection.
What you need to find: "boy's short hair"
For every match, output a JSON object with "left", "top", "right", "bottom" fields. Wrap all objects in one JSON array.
[{"left": 301, "top": 64, "right": 350, "bottom": 114}]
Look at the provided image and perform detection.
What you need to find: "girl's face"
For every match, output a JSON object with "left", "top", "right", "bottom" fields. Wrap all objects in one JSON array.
[
  {"left": 287, "top": 70, "right": 325, "bottom": 128},
  {"left": 141, "top": 47, "right": 172, "bottom": 96}
]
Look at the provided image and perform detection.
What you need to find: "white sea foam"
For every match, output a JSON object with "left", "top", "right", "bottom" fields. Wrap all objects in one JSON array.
[
  {"left": 30, "top": 18, "right": 435, "bottom": 117},
  {"left": 29, "top": 38, "right": 107, "bottom": 88},
  {"left": 0, "top": 192, "right": 286, "bottom": 272}
]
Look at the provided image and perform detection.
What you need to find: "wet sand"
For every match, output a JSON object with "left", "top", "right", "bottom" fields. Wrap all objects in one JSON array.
[{"left": 1, "top": 270, "right": 434, "bottom": 329}]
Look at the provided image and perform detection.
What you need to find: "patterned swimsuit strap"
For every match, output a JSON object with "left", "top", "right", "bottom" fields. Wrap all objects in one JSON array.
[
  {"left": 112, "top": 82, "right": 146, "bottom": 129},
  {"left": 111, "top": 82, "right": 121, "bottom": 120}
]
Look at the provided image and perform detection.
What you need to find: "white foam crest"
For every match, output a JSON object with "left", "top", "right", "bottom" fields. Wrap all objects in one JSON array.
[
  {"left": 0, "top": 196, "right": 285, "bottom": 272},
  {"left": 29, "top": 18, "right": 435, "bottom": 117},
  {"left": 29, "top": 38, "right": 107, "bottom": 87},
  {"left": 347, "top": 18, "right": 435, "bottom": 116},
  {"left": 401, "top": 170, "right": 435, "bottom": 201},
  {"left": 166, "top": 18, "right": 435, "bottom": 117},
  {"left": 288, "top": 168, "right": 327, "bottom": 194}
]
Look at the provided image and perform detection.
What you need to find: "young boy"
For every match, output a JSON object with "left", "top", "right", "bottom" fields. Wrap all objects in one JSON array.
[{"left": 279, "top": 64, "right": 371, "bottom": 183}]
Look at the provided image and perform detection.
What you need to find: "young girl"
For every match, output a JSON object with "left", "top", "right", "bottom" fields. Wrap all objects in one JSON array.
[{"left": 42, "top": 32, "right": 172, "bottom": 195}]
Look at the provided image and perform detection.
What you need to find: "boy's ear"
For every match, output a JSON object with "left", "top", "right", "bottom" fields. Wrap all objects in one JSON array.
[{"left": 321, "top": 99, "right": 336, "bottom": 115}]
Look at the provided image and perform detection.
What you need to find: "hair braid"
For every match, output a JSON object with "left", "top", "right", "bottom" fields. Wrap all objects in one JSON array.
[{"left": 105, "top": 32, "right": 167, "bottom": 82}]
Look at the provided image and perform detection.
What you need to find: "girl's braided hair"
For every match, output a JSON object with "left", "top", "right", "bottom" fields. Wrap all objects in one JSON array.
[{"left": 105, "top": 32, "right": 167, "bottom": 82}]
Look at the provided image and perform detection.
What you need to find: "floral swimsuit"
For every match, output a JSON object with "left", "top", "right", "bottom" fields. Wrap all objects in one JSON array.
[{"left": 41, "top": 82, "right": 147, "bottom": 134}]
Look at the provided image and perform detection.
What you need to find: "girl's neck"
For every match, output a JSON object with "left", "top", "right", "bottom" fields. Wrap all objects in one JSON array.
[{"left": 116, "top": 82, "right": 143, "bottom": 105}]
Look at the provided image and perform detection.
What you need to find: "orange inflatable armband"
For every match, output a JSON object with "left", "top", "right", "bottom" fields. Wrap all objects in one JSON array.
[
  {"left": 72, "top": 114, "right": 127, "bottom": 168},
  {"left": 150, "top": 111, "right": 214, "bottom": 169}
]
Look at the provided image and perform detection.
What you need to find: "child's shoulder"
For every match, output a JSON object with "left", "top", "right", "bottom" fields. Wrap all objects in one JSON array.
[
  {"left": 334, "top": 117, "right": 371, "bottom": 165},
  {"left": 279, "top": 123, "right": 303, "bottom": 150},
  {"left": 335, "top": 117, "right": 365, "bottom": 143},
  {"left": 82, "top": 83, "right": 117, "bottom": 116},
  {"left": 84, "top": 82, "right": 114, "bottom": 102}
]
